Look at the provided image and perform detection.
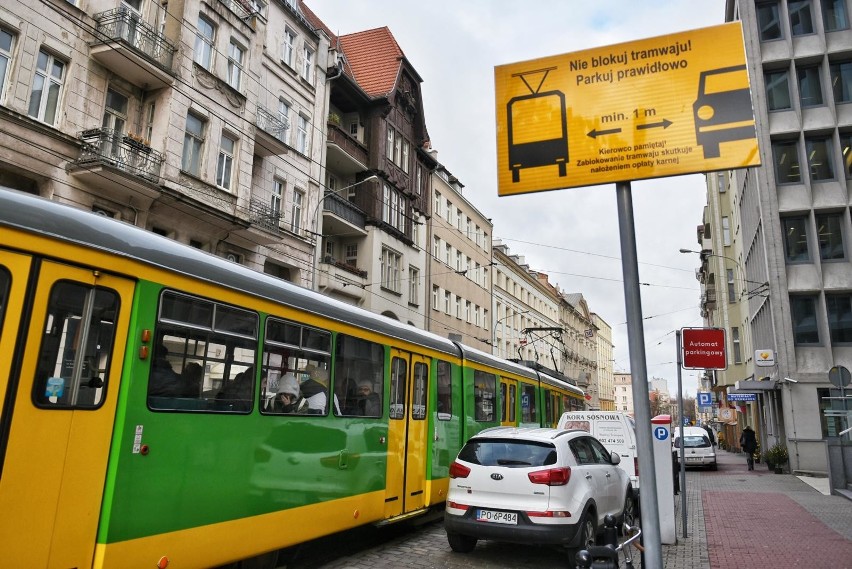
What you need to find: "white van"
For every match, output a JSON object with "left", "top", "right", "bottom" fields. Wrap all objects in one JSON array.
[
  {"left": 557, "top": 411, "right": 639, "bottom": 495},
  {"left": 673, "top": 426, "right": 717, "bottom": 470}
]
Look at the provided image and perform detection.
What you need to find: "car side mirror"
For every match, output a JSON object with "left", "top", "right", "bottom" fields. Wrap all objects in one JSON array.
[{"left": 610, "top": 451, "right": 621, "bottom": 465}]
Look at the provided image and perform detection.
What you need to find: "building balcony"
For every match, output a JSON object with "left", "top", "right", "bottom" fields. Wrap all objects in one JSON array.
[
  {"left": 253, "top": 105, "right": 290, "bottom": 156},
  {"left": 219, "top": 0, "right": 263, "bottom": 21},
  {"left": 230, "top": 198, "right": 284, "bottom": 245},
  {"left": 90, "top": 7, "right": 176, "bottom": 89},
  {"left": 68, "top": 128, "right": 164, "bottom": 201},
  {"left": 701, "top": 288, "right": 717, "bottom": 311},
  {"left": 321, "top": 192, "right": 367, "bottom": 237},
  {"left": 326, "top": 123, "right": 368, "bottom": 176},
  {"left": 317, "top": 256, "right": 368, "bottom": 301}
]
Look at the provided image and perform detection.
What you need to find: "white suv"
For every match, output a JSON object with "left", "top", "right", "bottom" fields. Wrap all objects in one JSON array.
[{"left": 444, "top": 427, "right": 634, "bottom": 563}]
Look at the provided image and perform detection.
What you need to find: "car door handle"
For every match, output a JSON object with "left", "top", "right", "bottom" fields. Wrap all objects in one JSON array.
[
  {"left": 585, "top": 473, "right": 593, "bottom": 480},
  {"left": 606, "top": 472, "right": 611, "bottom": 478}
]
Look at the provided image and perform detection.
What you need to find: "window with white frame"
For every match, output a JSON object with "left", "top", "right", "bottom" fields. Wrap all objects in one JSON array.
[
  {"left": 409, "top": 266, "right": 419, "bottom": 305},
  {"left": 432, "top": 285, "right": 440, "bottom": 310},
  {"left": 722, "top": 216, "right": 731, "bottom": 246},
  {"left": 455, "top": 296, "right": 461, "bottom": 319},
  {"left": 446, "top": 200, "right": 452, "bottom": 223},
  {"left": 344, "top": 243, "right": 357, "bottom": 265},
  {"left": 216, "top": 133, "right": 237, "bottom": 190},
  {"left": 456, "top": 251, "right": 462, "bottom": 271},
  {"left": 291, "top": 189, "right": 304, "bottom": 233},
  {"left": 0, "top": 27, "right": 15, "bottom": 101},
  {"left": 457, "top": 208, "right": 463, "bottom": 230},
  {"left": 445, "top": 243, "right": 451, "bottom": 265},
  {"left": 382, "top": 184, "right": 406, "bottom": 232},
  {"left": 732, "top": 327, "right": 742, "bottom": 363},
  {"left": 227, "top": 39, "right": 245, "bottom": 91},
  {"left": 282, "top": 28, "right": 295, "bottom": 68},
  {"left": 194, "top": 15, "right": 215, "bottom": 70},
  {"left": 272, "top": 178, "right": 284, "bottom": 219},
  {"left": 302, "top": 45, "right": 314, "bottom": 82},
  {"left": 402, "top": 142, "right": 409, "bottom": 173},
  {"left": 444, "top": 291, "right": 451, "bottom": 314},
  {"left": 182, "top": 111, "right": 205, "bottom": 176},
  {"left": 465, "top": 300, "right": 471, "bottom": 323},
  {"left": 412, "top": 218, "right": 420, "bottom": 248},
  {"left": 483, "top": 309, "right": 488, "bottom": 330},
  {"left": 433, "top": 236, "right": 440, "bottom": 258},
  {"left": 275, "top": 99, "right": 291, "bottom": 144},
  {"left": 475, "top": 305, "right": 481, "bottom": 327},
  {"left": 28, "top": 49, "right": 65, "bottom": 125},
  {"left": 381, "top": 247, "right": 401, "bottom": 292},
  {"left": 296, "top": 114, "right": 309, "bottom": 154},
  {"left": 727, "top": 268, "right": 736, "bottom": 303}
]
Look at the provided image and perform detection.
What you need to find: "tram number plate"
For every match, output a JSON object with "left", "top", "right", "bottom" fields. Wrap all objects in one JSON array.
[{"left": 476, "top": 509, "right": 517, "bottom": 524}]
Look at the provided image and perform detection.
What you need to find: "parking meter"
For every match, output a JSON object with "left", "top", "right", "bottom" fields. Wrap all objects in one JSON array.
[{"left": 652, "top": 414, "right": 676, "bottom": 544}]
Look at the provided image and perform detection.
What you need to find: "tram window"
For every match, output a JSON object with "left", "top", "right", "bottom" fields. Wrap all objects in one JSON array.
[
  {"left": 148, "top": 291, "right": 257, "bottom": 413},
  {"left": 33, "top": 281, "right": 119, "bottom": 409},
  {"left": 545, "top": 390, "right": 553, "bottom": 423},
  {"left": 389, "top": 356, "right": 407, "bottom": 420},
  {"left": 500, "top": 382, "right": 508, "bottom": 421},
  {"left": 333, "top": 334, "right": 383, "bottom": 417},
  {"left": 436, "top": 360, "right": 452, "bottom": 420},
  {"left": 473, "top": 370, "right": 496, "bottom": 422},
  {"left": 521, "top": 383, "right": 537, "bottom": 423},
  {"left": 262, "top": 317, "right": 332, "bottom": 415},
  {"left": 509, "top": 383, "right": 517, "bottom": 422},
  {"left": 412, "top": 361, "right": 427, "bottom": 420},
  {"left": 0, "top": 267, "right": 9, "bottom": 341}
]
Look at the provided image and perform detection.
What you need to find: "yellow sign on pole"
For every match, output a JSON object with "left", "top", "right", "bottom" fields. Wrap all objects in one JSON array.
[{"left": 494, "top": 22, "right": 759, "bottom": 196}]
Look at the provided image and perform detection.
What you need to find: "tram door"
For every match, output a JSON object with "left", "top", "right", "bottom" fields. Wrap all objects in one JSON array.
[
  {"left": 500, "top": 377, "right": 518, "bottom": 426},
  {"left": 0, "top": 258, "right": 133, "bottom": 568},
  {"left": 384, "top": 349, "right": 429, "bottom": 518}
]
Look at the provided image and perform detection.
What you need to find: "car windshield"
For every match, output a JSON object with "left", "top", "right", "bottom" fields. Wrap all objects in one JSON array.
[{"left": 458, "top": 438, "right": 557, "bottom": 467}]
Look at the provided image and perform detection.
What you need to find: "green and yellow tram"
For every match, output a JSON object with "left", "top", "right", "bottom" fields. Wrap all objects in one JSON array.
[{"left": 0, "top": 188, "right": 584, "bottom": 568}]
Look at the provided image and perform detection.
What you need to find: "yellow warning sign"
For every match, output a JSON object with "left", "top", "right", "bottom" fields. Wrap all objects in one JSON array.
[{"left": 494, "top": 22, "right": 760, "bottom": 196}]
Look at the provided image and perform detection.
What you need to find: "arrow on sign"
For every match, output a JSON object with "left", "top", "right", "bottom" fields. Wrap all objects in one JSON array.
[
  {"left": 636, "top": 119, "right": 673, "bottom": 131},
  {"left": 587, "top": 127, "right": 622, "bottom": 138}
]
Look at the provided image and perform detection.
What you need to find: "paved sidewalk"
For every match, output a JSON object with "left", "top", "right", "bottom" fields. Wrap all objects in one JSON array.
[{"left": 663, "top": 449, "right": 852, "bottom": 569}]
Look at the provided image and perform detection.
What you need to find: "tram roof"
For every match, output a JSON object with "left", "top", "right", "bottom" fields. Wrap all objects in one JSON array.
[{"left": 0, "top": 188, "right": 460, "bottom": 356}]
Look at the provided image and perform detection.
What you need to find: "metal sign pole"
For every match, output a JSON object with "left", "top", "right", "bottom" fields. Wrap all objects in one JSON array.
[
  {"left": 616, "top": 181, "right": 662, "bottom": 569},
  {"left": 676, "top": 330, "right": 687, "bottom": 538}
]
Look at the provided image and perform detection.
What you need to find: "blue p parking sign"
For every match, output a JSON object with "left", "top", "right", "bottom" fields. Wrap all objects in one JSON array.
[{"left": 654, "top": 426, "right": 669, "bottom": 441}]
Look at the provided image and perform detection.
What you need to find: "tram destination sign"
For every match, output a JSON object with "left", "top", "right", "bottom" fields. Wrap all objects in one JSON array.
[{"left": 494, "top": 22, "right": 759, "bottom": 196}]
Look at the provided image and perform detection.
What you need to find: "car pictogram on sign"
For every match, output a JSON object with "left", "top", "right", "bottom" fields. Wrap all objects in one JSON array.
[{"left": 693, "top": 64, "right": 756, "bottom": 159}]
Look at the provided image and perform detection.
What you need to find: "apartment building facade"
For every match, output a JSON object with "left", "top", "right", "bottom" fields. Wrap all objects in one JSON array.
[
  {"left": 426, "top": 162, "right": 493, "bottom": 351},
  {"left": 593, "top": 313, "right": 615, "bottom": 410},
  {"left": 1, "top": 0, "right": 330, "bottom": 284},
  {"left": 316, "top": 25, "right": 434, "bottom": 326}
]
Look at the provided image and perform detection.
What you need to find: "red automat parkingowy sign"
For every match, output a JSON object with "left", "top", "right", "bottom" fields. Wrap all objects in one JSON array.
[{"left": 681, "top": 327, "right": 726, "bottom": 369}]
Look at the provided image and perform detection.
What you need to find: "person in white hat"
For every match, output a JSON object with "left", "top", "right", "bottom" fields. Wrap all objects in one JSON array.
[{"left": 274, "top": 372, "right": 308, "bottom": 414}]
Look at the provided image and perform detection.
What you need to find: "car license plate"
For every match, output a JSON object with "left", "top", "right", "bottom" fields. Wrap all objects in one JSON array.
[
  {"left": 476, "top": 509, "right": 517, "bottom": 524},
  {"left": 687, "top": 457, "right": 702, "bottom": 463}
]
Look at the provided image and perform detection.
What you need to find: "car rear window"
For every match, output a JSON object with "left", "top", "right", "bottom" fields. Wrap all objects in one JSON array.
[
  {"left": 675, "top": 435, "right": 711, "bottom": 448},
  {"left": 458, "top": 438, "right": 557, "bottom": 467}
]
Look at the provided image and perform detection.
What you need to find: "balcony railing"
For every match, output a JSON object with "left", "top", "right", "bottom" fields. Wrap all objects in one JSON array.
[
  {"left": 94, "top": 7, "right": 175, "bottom": 71},
  {"left": 322, "top": 255, "right": 367, "bottom": 278},
  {"left": 256, "top": 106, "right": 289, "bottom": 141},
  {"left": 248, "top": 198, "right": 281, "bottom": 233},
  {"left": 219, "top": 0, "right": 261, "bottom": 20},
  {"left": 322, "top": 191, "right": 365, "bottom": 228},
  {"left": 76, "top": 128, "right": 164, "bottom": 183}
]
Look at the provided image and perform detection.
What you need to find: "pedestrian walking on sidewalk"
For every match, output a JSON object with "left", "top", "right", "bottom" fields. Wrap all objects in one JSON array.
[{"left": 740, "top": 425, "right": 757, "bottom": 470}]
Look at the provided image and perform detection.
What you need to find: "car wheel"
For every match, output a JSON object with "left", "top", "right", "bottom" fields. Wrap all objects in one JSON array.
[
  {"left": 446, "top": 532, "right": 477, "bottom": 553},
  {"left": 567, "top": 509, "right": 597, "bottom": 559},
  {"left": 619, "top": 490, "right": 637, "bottom": 534}
]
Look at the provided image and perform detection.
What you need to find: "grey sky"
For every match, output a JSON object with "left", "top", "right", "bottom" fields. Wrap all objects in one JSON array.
[{"left": 308, "top": 1, "right": 730, "bottom": 396}]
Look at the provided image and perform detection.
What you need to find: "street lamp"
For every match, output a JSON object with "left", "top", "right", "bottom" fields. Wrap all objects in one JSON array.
[
  {"left": 310, "top": 174, "right": 378, "bottom": 290},
  {"left": 491, "top": 309, "right": 529, "bottom": 355}
]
